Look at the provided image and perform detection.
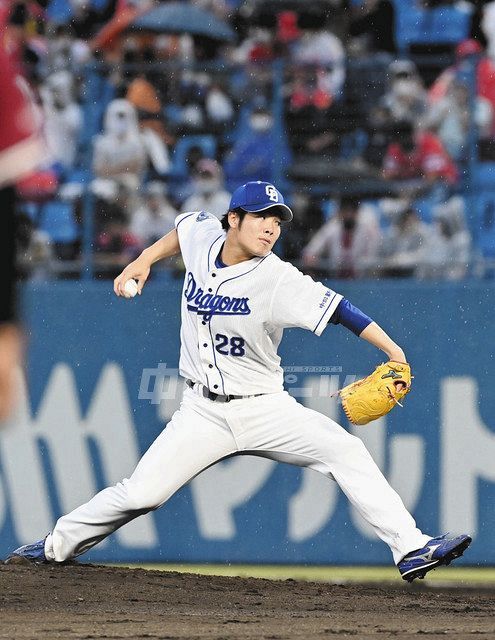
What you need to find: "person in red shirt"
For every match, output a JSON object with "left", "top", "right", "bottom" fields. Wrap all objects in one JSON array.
[
  {"left": 383, "top": 120, "right": 458, "bottom": 186},
  {"left": 429, "top": 38, "right": 495, "bottom": 135},
  {"left": 0, "top": 2, "right": 45, "bottom": 423}
]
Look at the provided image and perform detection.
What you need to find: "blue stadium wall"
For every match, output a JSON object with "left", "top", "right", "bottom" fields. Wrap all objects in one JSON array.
[{"left": 0, "top": 278, "right": 494, "bottom": 566}]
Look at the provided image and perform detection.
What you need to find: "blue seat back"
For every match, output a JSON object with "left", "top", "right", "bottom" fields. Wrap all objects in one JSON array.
[
  {"left": 40, "top": 200, "right": 79, "bottom": 244},
  {"left": 475, "top": 193, "right": 495, "bottom": 258}
]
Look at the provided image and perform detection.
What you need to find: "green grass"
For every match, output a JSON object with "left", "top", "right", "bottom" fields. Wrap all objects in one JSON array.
[{"left": 112, "top": 563, "right": 495, "bottom": 586}]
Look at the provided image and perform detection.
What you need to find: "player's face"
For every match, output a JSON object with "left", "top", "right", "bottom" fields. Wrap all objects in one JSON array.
[{"left": 234, "top": 212, "right": 282, "bottom": 257}]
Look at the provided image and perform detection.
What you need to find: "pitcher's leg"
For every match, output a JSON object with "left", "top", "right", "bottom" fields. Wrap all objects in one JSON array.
[
  {"left": 233, "top": 393, "right": 430, "bottom": 563},
  {"left": 47, "top": 391, "right": 236, "bottom": 562}
]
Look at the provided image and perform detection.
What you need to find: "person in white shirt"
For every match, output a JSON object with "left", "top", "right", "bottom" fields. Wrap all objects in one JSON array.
[
  {"left": 41, "top": 71, "right": 82, "bottom": 171},
  {"left": 130, "top": 182, "right": 178, "bottom": 246},
  {"left": 92, "top": 99, "right": 147, "bottom": 192},
  {"left": 181, "top": 159, "right": 231, "bottom": 219},
  {"left": 303, "top": 196, "right": 381, "bottom": 278}
]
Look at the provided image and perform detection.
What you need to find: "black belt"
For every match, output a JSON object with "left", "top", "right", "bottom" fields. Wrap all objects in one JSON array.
[{"left": 185, "top": 379, "right": 264, "bottom": 403}]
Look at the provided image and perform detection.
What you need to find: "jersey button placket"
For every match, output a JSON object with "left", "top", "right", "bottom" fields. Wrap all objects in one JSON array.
[{"left": 202, "top": 273, "right": 223, "bottom": 392}]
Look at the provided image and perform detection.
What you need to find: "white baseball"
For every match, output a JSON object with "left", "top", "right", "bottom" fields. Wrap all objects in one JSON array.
[{"left": 123, "top": 279, "right": 139, "bottom": 298}]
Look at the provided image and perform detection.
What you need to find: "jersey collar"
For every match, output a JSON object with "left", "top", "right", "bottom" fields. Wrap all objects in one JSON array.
[{"left": 207, "top": 234, "right": 271, "bottom": 276}]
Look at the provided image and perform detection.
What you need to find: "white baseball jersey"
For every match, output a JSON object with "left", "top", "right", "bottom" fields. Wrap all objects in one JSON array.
[{"left": 175, "top": 210, "right": 343, "bottom": 396}]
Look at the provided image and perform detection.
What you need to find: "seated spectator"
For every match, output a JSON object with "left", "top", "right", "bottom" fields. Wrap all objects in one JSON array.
[
  {"left": 130, "top": 182, "right": 178, "bottom": 246},
  {"left": 93, "top": 99, "right": 147, "bottom": 192},
  {"left": 95, "top": 182, "right": 141, "bottom": 268},
  {"left": 291, "top": 9, "right": 346, "bottom": 103},
  {"left": 429, "top": 39, "right": 483, "bottom": 104},
  {"left": 364, "top": 104, "right": 393, "bottom": 168},
  {"left": 224, "top": 106, "right": 289, "bottom": 187},
  {"left": 417, "top": 196, "right": 471, "bottom": 279},
  {"left": 229, "top": 28, "right": 275, "bottom": 105},
  {"left": 41, "top": 71, "right": 82, "bottom": 173},
  {"left": 380, "top": 207, "right": 430, "bottom": 277},
  {"left": 16, "top": 212, "right": 55, "bottom": 281},
  {"left": 424, "top": 78, "right": 493, "bottom": 161},
  {"left": 288, "top": 66, "right": 335, "bottom": 113},
  {"left": 380, "top": 60, "right": 428, "bottom": 125},
  {"left": 302, "top": 196, "right": 381, "bottom": 279},
  {"left": 383, "top": 121, "right": 458, "bottom": 189},
  {"left": 173, "top": 71, "right": 215, "bottom": 132},
  {"left": 182, "top": 159, "right": 231, "bottom": 218},
  {"left": 276, "top": 11, "right": 301, "bottom": 47},
  {"left": 231, "top": 27, "right": 275, "bottom": 64},
  {"left": 482, "top": 1, "right": 495, "bottom": 61},
  {"left": 430, "top": 38, "right": 495, "bottom": 136},
  {"left": 126, "top": 75, "right": 175, "bottom": 147},
  {"left": 205, "top": 82, "right": 235, "bottom": 127},
  {"left": 46, "top": 24, "right": 89, "bottom": 72}
]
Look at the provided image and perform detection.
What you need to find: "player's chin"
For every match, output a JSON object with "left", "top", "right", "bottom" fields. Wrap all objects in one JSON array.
[{"left": 255, "top": 241, "right": 272, "bottom": 256}]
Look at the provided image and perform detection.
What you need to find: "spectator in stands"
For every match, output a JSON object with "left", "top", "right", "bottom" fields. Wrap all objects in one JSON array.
[
  {"left": 380, "top": 207, "right": 430, "bottom": 277},
  {"left": 46, "top": 24, "right": 89, "bottom": 72},
  {"left": 349, "top": 0, "right": 397, "bottom": 56},
  {"left": 182, "top": 159, "right": 231, "bottom": 219},
  {"left": 276, "top": 10, "right": 301, "bottom": 49},
  {"left": 364, "top": 104, "right": 393, "bottom": 168},
  {"left": 231, "top": 27, "right": 275, "bottom": 64},
  {"left": 95, "top": 182, "right": 141, "bottom": 270},
  {"left": 174, "top": 71, "right": 211, "bottom": 132},
  {"left": 130, "top": 182, "right": 178, "bottom": 246},
  {"left": 92, "top": 99, "right": 147, "bottom": 193},
  {"left": 302, "top": 196, "right": 381, "bottom": 279},
  {"left": 424, "top": 78, "right": 493, "bottom": 161},
  {"left": 16, "top": 212, "right": 55, "bottom": 281},
  {"left": 126, "top": 75, "right": 175, "bottom": 148},
  {"left": 205, "top": 82, "right": 235, "bottom": 127},
  {"left": 482, "top": 1, "right": 495, "bottom": 61},
  {"left": 417, "top": 196, "right": 471, "bottom": 279},
  {"left": 429, "top": 39, "right": 482, "bottom": 103},
  {"left": 383, "top": 120, "right": 458, "bottom": 188},
  {"left": 380, "top": 60, "right": 428, "bottom": 125},
  {"left": 291, "top": 8, "right": 346, "bottom": 105},
  {"left": 41, "top": 71, "right": 82, "bottom": 173},
  {"left": 230, "top": 27, "right": 275, "bottom": 104},
  {"left": 429, "top": 38, "right": 495, "bottom": 138},
  {"left": 224, "top": 105, "right": 288, "bottom": 187}
]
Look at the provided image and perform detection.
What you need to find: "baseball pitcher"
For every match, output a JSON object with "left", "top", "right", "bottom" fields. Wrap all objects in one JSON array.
[{"left": 6, "top": 181, "right": 471, "bottom": 582}]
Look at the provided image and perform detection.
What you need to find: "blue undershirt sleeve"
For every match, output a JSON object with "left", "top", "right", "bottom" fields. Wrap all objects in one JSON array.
[{"left": 329, "top": 298, "right": 373, "bottom": 336}]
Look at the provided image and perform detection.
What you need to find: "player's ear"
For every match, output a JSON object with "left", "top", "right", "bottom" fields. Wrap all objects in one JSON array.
[{"left": 228, "top": 211, "right": 239, "bottom": 228}]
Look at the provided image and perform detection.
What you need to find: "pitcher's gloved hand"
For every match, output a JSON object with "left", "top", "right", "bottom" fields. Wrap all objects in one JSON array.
[{"left": 338, "top": 361, "right": 412, "bottom": 425}]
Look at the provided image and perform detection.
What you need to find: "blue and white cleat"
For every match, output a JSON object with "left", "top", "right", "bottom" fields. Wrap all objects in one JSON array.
[
  {"left": 398, "top": 534, "right": 472, "bottom": 582},
  {"left": 4, "top": 538, "right": 48, "bottom": 565}
]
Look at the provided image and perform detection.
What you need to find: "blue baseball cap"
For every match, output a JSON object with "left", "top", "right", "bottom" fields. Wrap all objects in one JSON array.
[{"left": 229, "top": 181, "right": 293, "bottom": 222}]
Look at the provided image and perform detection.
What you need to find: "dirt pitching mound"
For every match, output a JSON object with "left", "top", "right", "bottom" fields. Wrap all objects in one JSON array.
[{"left": 0, "top": 563, "right": 493, "bottom": 639}]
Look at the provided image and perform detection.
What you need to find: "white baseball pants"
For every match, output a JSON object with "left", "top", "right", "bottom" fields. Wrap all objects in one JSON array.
[{"left": 45, "top": 386, "right": 430, "bottom": 564}]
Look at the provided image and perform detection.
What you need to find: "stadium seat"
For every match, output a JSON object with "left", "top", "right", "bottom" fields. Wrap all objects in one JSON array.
[
  {"left": 475, "top": 194, "right": 495, "bottom": 258},
  {"left": 472, "top": 163, "right": 495, "bottom": 190},
  {"left": 393, "top": 0, "right": 470, "bottom": 50},
  {"left": 39, "top": 200, "right": 79, "bottom": 244}
]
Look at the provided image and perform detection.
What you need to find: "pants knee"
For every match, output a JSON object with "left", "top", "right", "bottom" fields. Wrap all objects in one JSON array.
[{"left": 124, "top": 478, "right": 171, "bottom": 512}]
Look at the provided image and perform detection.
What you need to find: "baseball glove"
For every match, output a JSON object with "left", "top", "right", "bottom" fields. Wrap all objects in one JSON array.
[{"left": 338, "top": 361, "right": 412, "bottom": 425}]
